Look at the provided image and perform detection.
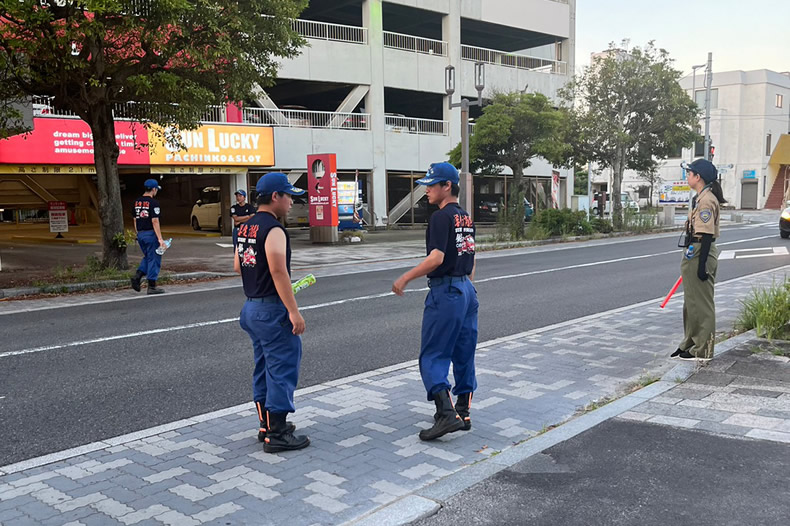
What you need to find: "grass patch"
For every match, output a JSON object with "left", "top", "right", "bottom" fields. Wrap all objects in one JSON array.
[
  {"left": 735, "top": 278, "right": 790, "bottom": 341},
  {"left": 33, "top": 256, "right": 132, "bottom": 287}
]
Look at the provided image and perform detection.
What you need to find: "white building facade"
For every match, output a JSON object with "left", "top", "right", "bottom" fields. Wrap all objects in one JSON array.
[
  {"left": 258, "top": 0, "right": 576, "bottom": 225},
  {"left": 591, "top": 69, "right": 790, "bottom": 210}
]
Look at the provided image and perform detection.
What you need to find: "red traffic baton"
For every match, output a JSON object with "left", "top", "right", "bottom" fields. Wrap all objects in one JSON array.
[{"left": 660, "top": 276, "right": 683, "bottom": 309}]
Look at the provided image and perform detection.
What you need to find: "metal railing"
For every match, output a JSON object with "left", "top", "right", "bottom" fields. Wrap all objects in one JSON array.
[
  {"left": 243, "top": 107, "right": 370, "bottom": 130},
  {"left": 383, "top": 31, "right": 447, "bottom": 57},
  {"left": 33, "top": 97, "right": 228, "bottom": 123},
  {"left": 201, "top": 105, "right": 226, "bottom": 123},
  {"left": 292, "top": 18, "right": 367, "bottom": 45},
  {"left": 385, "top": 115, "right": 448, "bottom": 136},
  {"left": 461, "top": 45, "right": 567, "bottom": 75},
  {"left": 32, "top": 96, "right": 78, "bottom": 118}
]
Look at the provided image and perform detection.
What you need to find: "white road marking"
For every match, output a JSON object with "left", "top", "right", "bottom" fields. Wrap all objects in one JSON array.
[
  {"left": 3, "top": 234, "right": 786, "bottom": 360},
  {"left": 215, "top": 243, "right": 234, "bottom": 248},
  {"left": 0, "top": 234, "right": 780, "bottom": 320},
  {"left": 719, "top": 247, "right": 789, "bottom": 260}
]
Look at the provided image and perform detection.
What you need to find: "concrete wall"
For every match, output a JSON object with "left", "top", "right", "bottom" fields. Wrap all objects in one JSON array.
[
  {"left": 272, "top": 128, "right": 374, "bottom": 170},
  {"left": 278, "top": 41, "right": 372, "bottom": 85},
  {"left": 384, "top": 132, "right": 453, "bottom": 170},
  {"left": 462, "top": 0, "right": 571, "bottom": 38}
]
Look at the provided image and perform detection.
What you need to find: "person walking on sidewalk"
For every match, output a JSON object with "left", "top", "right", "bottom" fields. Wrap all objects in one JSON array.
[
  {"left": 234, "top": 172, "right": 310, "bottom": 453},
  {"left": 392, "top": 162, "right": 479, "bottom": 441},
  {"left": 131, "top": 179, "right": 167, "bottom": 295},
  {"left": 230, "top": 189, "right": 255, "bottom": 246},
  {"left": 672, "top": 159, "right": 725, "bottom": 362}
]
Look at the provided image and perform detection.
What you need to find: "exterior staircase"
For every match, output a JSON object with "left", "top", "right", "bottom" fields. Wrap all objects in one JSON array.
[{"left": 764, "top": 168, "right": 789, "bottom": 209}]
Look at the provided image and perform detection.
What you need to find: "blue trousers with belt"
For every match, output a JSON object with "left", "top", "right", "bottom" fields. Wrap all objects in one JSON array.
[
  {"left": 420, "top": 276, "right": 479, "bottom": 401},
  {"left": 239, "top": 299, "right": 302, "bottom": 413},
  {"left": 136, "top": 230, "right": 161, "bottom": 281}
]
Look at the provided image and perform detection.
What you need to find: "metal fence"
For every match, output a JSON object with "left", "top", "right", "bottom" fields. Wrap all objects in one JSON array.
[
  {"left": 385, "top": 115, "right": 448, "bottom": 136},
  {"left": 461, "top": 45, "right": 567, "bottom": 75},
  {"left": 383, "top": 31, "right": 447, "bottom": 57},
  {"left": 292, "top": 18, "right": 367, "bottom": 44},
  {"left": 243, "top": 107, "right": 370, "bottom": 130}
]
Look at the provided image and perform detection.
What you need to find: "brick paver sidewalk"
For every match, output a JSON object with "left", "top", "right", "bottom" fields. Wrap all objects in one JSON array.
[{"left": 1, "top": 267, "right": 787, "bottom": 526}]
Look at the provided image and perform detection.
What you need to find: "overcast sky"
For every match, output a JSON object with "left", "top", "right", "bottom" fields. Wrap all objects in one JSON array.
[{"left": 575, "top": 0, "right": 789, "bottom": 77}]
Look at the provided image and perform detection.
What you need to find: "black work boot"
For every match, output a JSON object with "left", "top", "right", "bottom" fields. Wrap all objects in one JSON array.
[
  {"left": 147, "top": 279, "right": 165, "bottom": 295},
  {"left": 455, "top": 392, "right": 473, "bottom": 431},
  {"left": 256, "top": 401, "right": 295, "bottom": 442},
  {"left": 419, "top": 390, "right": 464, "bottom": 441},
  {"left": 130, "top": 270, "right": 144, "bottom": 292},
  {"left": 263, "top": 411, "right": 310, "bottom": 453}
]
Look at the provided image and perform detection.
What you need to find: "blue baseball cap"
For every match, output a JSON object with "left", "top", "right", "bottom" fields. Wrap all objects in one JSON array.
[
  {"left": 256, "top": 172, "right": 306, "bottom": 196},
  {"left": 416, "top": 162, "right": 459, "bottom": 186},
  {"left": 144, "top": 178, "right": 161, "bottom": 190},
  {"left": 234, "top": 189, "right": 247, "bottom": 198},
  {"left": 684, "top": 159, "right": 718, "bottom": 183}
]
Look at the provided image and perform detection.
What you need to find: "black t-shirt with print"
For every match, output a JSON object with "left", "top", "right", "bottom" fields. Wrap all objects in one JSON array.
[
  {"left": 238, "top": 211, "right": 292, "bottom": 299},
  {"left": 230, "top": 203, "right": 255, "bottom": 221},
  {"left": 133, "top": 196, "right": 160, "bottom": 231},
  {"left": 425, "top": 202, "right": 475, "bottom": 278}
]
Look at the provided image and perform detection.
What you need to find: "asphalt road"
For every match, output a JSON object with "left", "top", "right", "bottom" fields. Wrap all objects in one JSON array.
[
  {"left": 413, "top": 419, "right": 790, "bottom": 526},
  {"left": 1, "top": 222, "right": 788, "bottom": 465}
]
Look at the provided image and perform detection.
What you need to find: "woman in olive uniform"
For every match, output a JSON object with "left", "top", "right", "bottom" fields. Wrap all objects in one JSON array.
[{"left": 672, "top": 159, "right": 726, "bottom": 361}]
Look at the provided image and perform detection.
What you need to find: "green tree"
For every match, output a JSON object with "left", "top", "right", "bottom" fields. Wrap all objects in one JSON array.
[
  {"left": 0, "top": 0, "right": 306, "bottom": 268},
  {"left": 449, "top": 92, "right": 573, "bottom": 199},
  {"left": 573, "top": 166, "right": 588, "bottom": 196},
  {"left": 562, "top": 41, "right": 698, "bottom": 229}
]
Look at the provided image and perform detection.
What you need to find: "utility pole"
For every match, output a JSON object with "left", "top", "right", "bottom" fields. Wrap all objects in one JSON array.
[
  {"left": 703, "top": 52, "right": 713, "bottom": 161},
  {"left": 445, "top": 62, "right": 485, "bottom": 218},
  {"left": 690, "top": 63, "right": 706, "bottom": 162}
]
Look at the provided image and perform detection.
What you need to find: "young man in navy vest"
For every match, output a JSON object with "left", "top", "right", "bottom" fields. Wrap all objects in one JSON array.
[
  {"left": 131, "top": 179, "right": 167, "bottom": 295},
  {"left": 234, "top": 172, "right": 309, "bottom": 453},
  {"left": 393, "top": 162, "right": 479, "bottom": 441}
]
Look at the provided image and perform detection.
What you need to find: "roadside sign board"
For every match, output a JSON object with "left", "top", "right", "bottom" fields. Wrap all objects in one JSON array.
[
  {"left": 659, "top": 181, "right": 691, "bottom": 205},
  {"left": 48, "top": 201, "right": 68, "bottom": 233}
]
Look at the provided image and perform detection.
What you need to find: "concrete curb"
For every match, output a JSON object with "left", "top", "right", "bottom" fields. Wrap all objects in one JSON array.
[
  {"left": 9, "top": 235, "right": 98, "bottom": 244},
  {"left": 357, "top": 329, "right": 758, "bottom": 526},
  {"left": 0, "top": 271, "right": 236, "bottom": 299}
]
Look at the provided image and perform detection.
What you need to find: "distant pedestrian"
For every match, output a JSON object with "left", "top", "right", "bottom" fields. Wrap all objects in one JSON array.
[
  {"left": 234, "top": 173, "right": 310, "bottom": 453},
  {"left": 230, "top": 189, "right": 255, "bottom": 246},
  {"left": 392, "top": 162, "right": 478, "bottom": 441},
  {"left": 131, "top": 179, "right": 166, "bottom": 295},
  {"left": 672, "top": 159, "right": 725, "bottom": 361}
]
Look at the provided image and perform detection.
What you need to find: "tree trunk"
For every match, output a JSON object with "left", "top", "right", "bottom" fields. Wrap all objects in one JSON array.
[
  {"left": 612, "top": 150, "right": 624, "bottom": 230},
  {"left": 88, "top": 104, "right": 128, "bottom": 270}
]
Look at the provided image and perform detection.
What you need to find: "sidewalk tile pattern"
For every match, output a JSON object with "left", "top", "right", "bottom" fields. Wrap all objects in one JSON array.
[
  {"left": 0, "top": 269, "right": 786, "bottom": 525},
  {"left": 620, "top": 340, "right": 790, "bottom": 443}
]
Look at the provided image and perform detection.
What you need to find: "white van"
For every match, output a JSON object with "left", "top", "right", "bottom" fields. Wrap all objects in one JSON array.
[{"left": 190, "top": 187, "right": 222, "bottom": 231}]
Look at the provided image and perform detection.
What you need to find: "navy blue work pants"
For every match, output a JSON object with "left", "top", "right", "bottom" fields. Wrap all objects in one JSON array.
[
  {"left": 136, "top": 230, "right": 161, "bottom": 281},
  {"left": 419, "top": 276, "right": 479, "bottom": 401},
  {"left": 239, "top": 300, "right": 302, "bottom": 413}
]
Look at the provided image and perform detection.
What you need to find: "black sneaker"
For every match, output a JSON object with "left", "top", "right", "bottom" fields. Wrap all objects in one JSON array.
[{"left": 670, "top": 348, "right": 684, "bottom": 359}]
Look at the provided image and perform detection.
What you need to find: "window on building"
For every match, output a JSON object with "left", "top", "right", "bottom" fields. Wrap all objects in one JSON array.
[
  {"left": 766, "top": 133, "right": 772, "bottom": 156},
  {"left": 637, "top": 185, "right": 650, "bottom": 199},
  {"left": 777, "top": 94, "right": 784, "bottom": 108},
  {"left": 694, "top": 141, "right": 705, "bottom": 158},
  {"left": 694, "top": 89, "right": 719, "bottom": 109}
]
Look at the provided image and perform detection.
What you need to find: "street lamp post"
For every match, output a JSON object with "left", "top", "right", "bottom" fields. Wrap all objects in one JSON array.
[
  {"left": 690, "top": 63, "right": 706, "bottom": 163},
  {"left": 445, "top": 62, "right": 485, "bottom": 218}
]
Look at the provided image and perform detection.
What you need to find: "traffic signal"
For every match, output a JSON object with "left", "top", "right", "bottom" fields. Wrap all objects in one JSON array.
[{"left": 709, "top": 145, "right": 715, "bottom": 161}]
